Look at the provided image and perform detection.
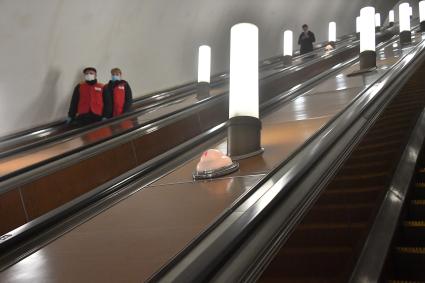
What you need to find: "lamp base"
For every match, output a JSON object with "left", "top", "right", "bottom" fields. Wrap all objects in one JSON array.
[
  {"left": 197, "top": 82, "right": 210, "bottom": 100},
  {"left": 359, "top": 50, "right": 376, "bottom": 70},
  {"left": 328, "top": 41, "right": 336, "bottom": 48},
  {"left": 227, "top": 116, "right": 263, "bottom": 160},
  {"left": 389, "top": 22, "right": 395, "bottom": 27},
  {"left": 193, "top": 162, "right": 239, "bottom": 180},
  {"left": 375, "top": 27, "right": 381, "bottom": 32},
  {"left": 347, "top": 51, "right": 376, "bottom": 77},
  {"left": 283, "top": 55, "right": 292, "bottom": 66},
  {"left": 400, "top": 30, "right": 412, "bottom": 45},
  {"left": 421, "top": 21, "right": 425, "bottom": 32}
]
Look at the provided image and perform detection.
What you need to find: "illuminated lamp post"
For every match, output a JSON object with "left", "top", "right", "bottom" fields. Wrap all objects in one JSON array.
[
  {"left": 197, "top": 45, "right": 211, "bottom": 98},
  {"left": 389, "top": 10, "right": 395, "bottom": 27},
  {"left": 420, "top": 1, "right": 425, "bottom": 31},
  {"left": 328, "top": 22, "right": 336, "bottom": 47},
  {"left": 356, "top": 16, "right": 361, "bottom": 37},
  {"left": 359, "top": 6, "right": 376, "bottom": 70},
  {"left": 375, "top": 13, "right": 381, "bottom": 32},
  {"left": 228, "top": 23, "right": 263, "bottom": 160},
  {"left": 400, "top": 3, "right": 412, "bottom": 44},
  {"left": 283, "top": 30, "right": 293, "bottom": 65}
]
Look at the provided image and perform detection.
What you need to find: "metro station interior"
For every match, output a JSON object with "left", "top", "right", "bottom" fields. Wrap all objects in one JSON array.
[{"left": 2, "top": 0, "right": 425, "bottom": 282}]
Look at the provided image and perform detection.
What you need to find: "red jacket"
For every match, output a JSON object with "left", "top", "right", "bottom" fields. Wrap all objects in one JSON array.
[{"left": 68, "top": 81, "right": 104, "bottom": 118}]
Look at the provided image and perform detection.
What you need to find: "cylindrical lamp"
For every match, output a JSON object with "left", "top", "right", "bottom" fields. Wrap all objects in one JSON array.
[
  {"left": 410, "top": 5, "right": 413, "bottom": 17},
  {"left": 375, "top": 13, "right": 381, "bottom": 32},
  {"left": 400, "top": 3, "right": 412, "bottom": 44},
  {"left": 283, "top": 30, "right": 293, "bottom": 65},
  {"left": 359, "top": 6, "right": 376, "bottom": 70},
  {"left": 197, "top": 45, "right": 211, "bottom": 97},
  {"left": 389, "top": 10, "right": 395, "bottom": 26},
  {"left": 228, "top": 23, "right": 263, "bottom": 160},
  {"left": 356, "top": 16, "right": 361, "bottom": 36},
  {"left": 420, "top": 1, "right": 425, "bottom": 31},
  {"left": 328, "top": 22, "right": 336, "bottom": 47}
]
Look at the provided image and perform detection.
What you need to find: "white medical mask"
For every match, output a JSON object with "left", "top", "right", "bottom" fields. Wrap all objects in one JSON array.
[
  {"left": 111, "top": 75, "right": 121, "bottom": 81},
  {"left": 85, "top": 74, "right": 96, "bottom": 81}
]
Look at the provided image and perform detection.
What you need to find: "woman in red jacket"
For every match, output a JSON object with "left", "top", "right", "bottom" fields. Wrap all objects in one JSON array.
[{"left": 103, "top": 68, "right": 133, "bottom": 118}]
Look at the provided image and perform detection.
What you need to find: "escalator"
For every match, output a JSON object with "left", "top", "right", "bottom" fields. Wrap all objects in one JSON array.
[
  {"left": 379, "top": 158, "right": 425, "bottom": 281},
  {"left": 258, "top": 56, "right": 425, "bottom": 282},
  {"left": 0, "top": 29, "right": 380, "bottom": 236},
  {"left": 0, "top": 34, "right": 358, "bottom": 156},
  {"left": 0, "top": 25, "right": 422, "bottom": 283},
  {"left": 132, "top": 29, "right": 425, "bottom": 283}
]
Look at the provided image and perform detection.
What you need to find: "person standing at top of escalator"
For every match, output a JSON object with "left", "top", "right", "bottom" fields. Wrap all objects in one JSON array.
[
  {"left": 298, "top": 24, "right": 316, "bottom": 55},
  {"left": 68, "top": 67, "right": 106, "bottom": 125},
  {"left": 103, "top": 68, "right": 133, "bottom": 118}
]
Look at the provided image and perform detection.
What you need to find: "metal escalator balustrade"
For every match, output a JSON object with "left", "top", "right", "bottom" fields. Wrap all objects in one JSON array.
[{"left": 0, "top": 30, "right": 373, "bottom": 237}]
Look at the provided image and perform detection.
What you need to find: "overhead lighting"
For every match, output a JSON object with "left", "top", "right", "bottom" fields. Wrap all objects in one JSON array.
[
  {"left": 197, "top": 45, "right": 211, "bottom": 98},
  {"left": 356, "top": 16, "right": 361, "bottom": 35},
  {"left": 359, "top": 6, "right": 376, "bottom": 70},
  {"left": 375, "top": 13, "right": 381, "bottom": 31},
  {"left": 420, "top": 1, "right": 425, "bottom": 31},
  {"left": 389, "top": 10, "right": 395, "bottom": 26},
  {"left": 328, "top": 22, "right": 336, "bottom": 47},
  {"left": 400, "top": 3, "right": 412, "bottom": 44},
  {"left": 283, "top": 30, "right": 293, "bottom": 65},
  {"left": 228, "top": 23, "right": 263, "bottom": 160}
]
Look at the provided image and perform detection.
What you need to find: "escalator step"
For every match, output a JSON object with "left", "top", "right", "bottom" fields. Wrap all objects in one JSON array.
[
  {"left": 287, "top": 222, "right": 367, "bottom": 247},
  {"left": 409, "top": 200, "right": 425, "bottom": 220},
  {"left": 401, "top": 221, "right": 425, "bottom": 246},
  {"left": 393, "top": 247, "right": 425, "bottom": 280},
  {"left": 388, "top": 281, "right": 425, "bottom": 283},
  {"left": 413, "top": 184, "right": 425, "bottom": 200},
  {"left": 321, "top": 186, "right": 382, "bottom": 204},
  {"left": 263, "top": 246, "right": 352, "bottom": 278},
  {"left": 303, "top": 203, "right": 374, "bottom": 224}
]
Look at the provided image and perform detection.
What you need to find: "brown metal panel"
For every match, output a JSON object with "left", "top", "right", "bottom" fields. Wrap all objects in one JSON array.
[
  {"left": 0, "top": 175, "right": 264, "bottom": 283},
  {"left": 198, "top": 99, "right": 228, "bottom": 132},
  {"left": 132, "top": 113, "right": 202, "bottom": 164},
  {"left": 20, "top": 142, "right": 137, "bottom": 220},
  {"left": 0, "top": 189, "right": 27, "bottom": 235}
]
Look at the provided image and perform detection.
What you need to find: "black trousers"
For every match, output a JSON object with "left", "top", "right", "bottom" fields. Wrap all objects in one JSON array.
[{"left": 72, "top": 113, "right": 103, "bottom": 126}]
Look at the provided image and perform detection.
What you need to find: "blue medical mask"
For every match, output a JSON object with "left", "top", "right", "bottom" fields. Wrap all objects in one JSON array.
[{"left": 111, "top": 75, "right": 121, "bottom": 81}]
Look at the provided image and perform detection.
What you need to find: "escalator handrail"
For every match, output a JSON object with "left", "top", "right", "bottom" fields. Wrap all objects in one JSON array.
[{"left": 149, "top": 30, "right": 425, "bottom": 283}]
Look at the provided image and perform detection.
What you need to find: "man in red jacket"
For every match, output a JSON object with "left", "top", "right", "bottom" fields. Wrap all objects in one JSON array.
[
  {"left": 103, "top": 68, "right": 133, "bottom": 118},
  {"left": 68, "top": 67, "right": 106, "bottom": 125}
]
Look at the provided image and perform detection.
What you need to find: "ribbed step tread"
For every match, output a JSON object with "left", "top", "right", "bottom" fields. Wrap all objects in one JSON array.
[
  {"left": 396, "top": 247, "right": 425, "bottom": 254},
  {"left": 404, "top": 221, "right": 425, "bottom": 227},
  {"left": 388, "top": 281, "right": 425, "bottom": 283}
]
